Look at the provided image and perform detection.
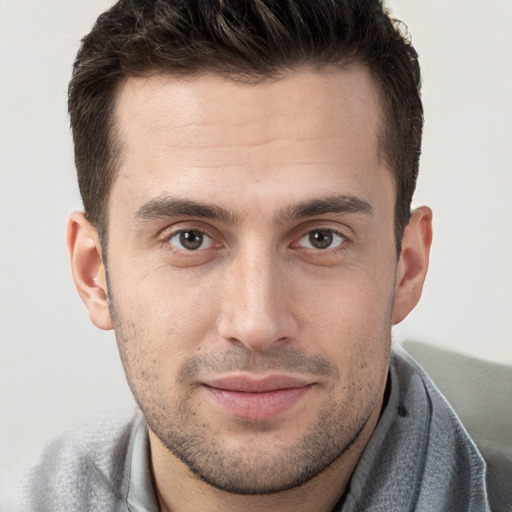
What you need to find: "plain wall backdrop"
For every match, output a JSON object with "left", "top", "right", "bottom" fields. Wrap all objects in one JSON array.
[{"left": 1, "top": 0, "right": 511, "bottom": 471}]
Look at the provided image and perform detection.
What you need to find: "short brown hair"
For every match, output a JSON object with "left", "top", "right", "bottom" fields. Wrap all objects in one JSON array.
[{"left": 69, "top": 0, "right": 422, "bottom": 251}]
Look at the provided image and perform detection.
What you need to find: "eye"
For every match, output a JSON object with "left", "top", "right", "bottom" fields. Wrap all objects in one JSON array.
[
  {"left": 167, "top": 229, "right": 215, "bottom": 251},
  {"left": 298, "top": 229, "right": 345, "bottom": 250}
]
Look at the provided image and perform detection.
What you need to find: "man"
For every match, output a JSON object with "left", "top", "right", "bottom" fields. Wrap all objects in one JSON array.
[{"left": 15, "top": 0, "right": 490, "bottom": 510}]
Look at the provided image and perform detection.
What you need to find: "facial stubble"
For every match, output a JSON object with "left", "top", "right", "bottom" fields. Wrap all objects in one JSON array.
[{"left": 108, "top": 297, "right": 391, "bottom": 495}]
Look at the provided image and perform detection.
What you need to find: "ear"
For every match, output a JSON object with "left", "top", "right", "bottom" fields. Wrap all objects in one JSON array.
[
  {"left": 392, "top": 206, "right": 433, "bottom": 325},
  {"left": 66, "top": 211, "right": 113, "bottom": 330}
]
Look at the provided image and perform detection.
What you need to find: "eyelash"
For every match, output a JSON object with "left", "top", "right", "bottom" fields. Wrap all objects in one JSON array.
[
  {"left": 291, "top": 228, "right": 349, "bottom": 253},
  {"left": 160, "top": 226, "right": 220, "bottom": 255},
  {"left": 162, "top": 227, "right": 350, "bottom": 257}
]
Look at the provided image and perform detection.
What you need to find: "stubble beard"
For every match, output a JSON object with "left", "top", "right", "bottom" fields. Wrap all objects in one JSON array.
[
  {"left": 147, "top": 381, "right": 376, "bottom": 495},
  {"left": 106, "top": 276, "right": 392, "bottom": 495},
  {"left": 114, "top": 330, "right": 387, "bottom": 495}
]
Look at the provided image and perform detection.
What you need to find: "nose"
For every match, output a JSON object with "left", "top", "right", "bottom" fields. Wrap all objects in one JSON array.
[{"left": 216, "top": 246, "right": 298, "bottom": 352}]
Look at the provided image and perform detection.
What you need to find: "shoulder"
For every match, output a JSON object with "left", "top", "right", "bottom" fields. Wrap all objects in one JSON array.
[
  {"left": 399, "top": 341, "right": 512, "bottom": 512},
  {"left": 391, "top": 344, "right": 485, "bottom": 464},
  {"left": 2, "top": 410, "right": 141, "bottom": 512},
  {"left": 384, "top": 345, "right": 490, "bottom": 511}
]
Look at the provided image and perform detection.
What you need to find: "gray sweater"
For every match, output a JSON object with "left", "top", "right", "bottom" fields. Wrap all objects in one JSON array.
[{"left": 3, "top": 347, "right": 491, "bottom": 511}]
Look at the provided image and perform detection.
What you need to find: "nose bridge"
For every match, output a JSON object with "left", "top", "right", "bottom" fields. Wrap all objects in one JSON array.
[{"left": 217, "top": 240, "right": 296, "bottom": 351}]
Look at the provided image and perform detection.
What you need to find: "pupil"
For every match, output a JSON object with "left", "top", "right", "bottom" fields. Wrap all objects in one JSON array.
[
  {"left": 180, "top": 230, "right": 203, "bottom": 250},
  {"left": 309, "top": 230, "right": 332, "bottom": 249}
]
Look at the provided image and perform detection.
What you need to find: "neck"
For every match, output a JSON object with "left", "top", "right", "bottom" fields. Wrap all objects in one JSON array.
[{"left": 150, "top": 404, "right": 381, "bottom": 512}]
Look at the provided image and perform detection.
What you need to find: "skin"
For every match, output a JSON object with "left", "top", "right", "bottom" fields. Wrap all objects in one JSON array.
[{"left": 68, "top": 65, "right": 432, "bottom": 512}]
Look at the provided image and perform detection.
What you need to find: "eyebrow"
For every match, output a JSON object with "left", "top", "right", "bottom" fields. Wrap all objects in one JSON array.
[
  {"left": 135, "top": 197, "right": 239, "bottom": 224},
  {"left": 134, "top": 194, "right": 373, "bottom": 225},
  {"left": 274, "top": 194, "right": 373, "bottom": 223}
]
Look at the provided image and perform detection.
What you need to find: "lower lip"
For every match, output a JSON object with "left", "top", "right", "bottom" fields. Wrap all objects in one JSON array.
[{"left": 203, "top": 385, "right": 313, "bottom": 420}]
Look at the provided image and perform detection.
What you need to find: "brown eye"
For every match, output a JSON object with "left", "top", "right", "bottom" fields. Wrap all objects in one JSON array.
[
  {"left": 169, "top": 229, "right": 211, "bottom": 251},
  {"left": 300, "top": 229, "right": 344, "bottom": 250}
]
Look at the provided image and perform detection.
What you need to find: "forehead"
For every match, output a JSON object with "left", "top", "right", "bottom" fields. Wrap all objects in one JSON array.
[
  {"left": 110, "top": 66, "right": 390, "bottom": 217},
  {"left": 114, "top": 65, "right": 383, "bottom": 149}
]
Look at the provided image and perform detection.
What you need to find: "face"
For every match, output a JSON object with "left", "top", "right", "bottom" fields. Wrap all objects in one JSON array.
[{"left": 103, "top": 67, "right": 399, "bottom": 493}]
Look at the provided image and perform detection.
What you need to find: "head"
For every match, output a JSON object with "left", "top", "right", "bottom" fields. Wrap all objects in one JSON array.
[{"left": 67, "top": 0, "right": 432, "bottom": 502}]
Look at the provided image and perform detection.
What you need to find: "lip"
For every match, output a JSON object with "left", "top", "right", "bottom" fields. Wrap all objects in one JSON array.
[{"left": 202, "top": 375, "right": 314, "bottom": 420}]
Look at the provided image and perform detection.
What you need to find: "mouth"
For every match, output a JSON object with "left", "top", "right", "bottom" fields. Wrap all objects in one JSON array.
[{"left": 201, "top": 375, "right": 315, "bottom": 420}]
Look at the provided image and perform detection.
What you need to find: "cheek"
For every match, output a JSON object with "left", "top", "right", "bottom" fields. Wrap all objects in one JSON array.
[
  {"left": 113, "top": 260, "right": 219, "bottom": 333},
  {"left": 300, "top": 267, "right": 394, "bottom": 373},
  {"left": 303, "top": 265, "right": 395, "bottom": 332},
  {"left": 108, "top": 266, "right": 221, "bottom": 386}
]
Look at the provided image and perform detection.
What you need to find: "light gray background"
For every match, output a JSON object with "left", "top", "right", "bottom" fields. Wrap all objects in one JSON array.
[{"left": 1, "top": 0, "right": 511, "bottom": 470}]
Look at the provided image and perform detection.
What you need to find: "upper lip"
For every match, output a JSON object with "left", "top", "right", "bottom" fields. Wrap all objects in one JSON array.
[{"left": 202, "top": 375, "right": 313, "bottom": 393}]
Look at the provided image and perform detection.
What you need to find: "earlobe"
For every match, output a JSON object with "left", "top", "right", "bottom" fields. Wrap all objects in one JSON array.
[
  {"left": 392, "top": 206, "right": 433, "bottom": 325},
  {"left": 66, "top": 211, "right": 113, "bottom": 330}
]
